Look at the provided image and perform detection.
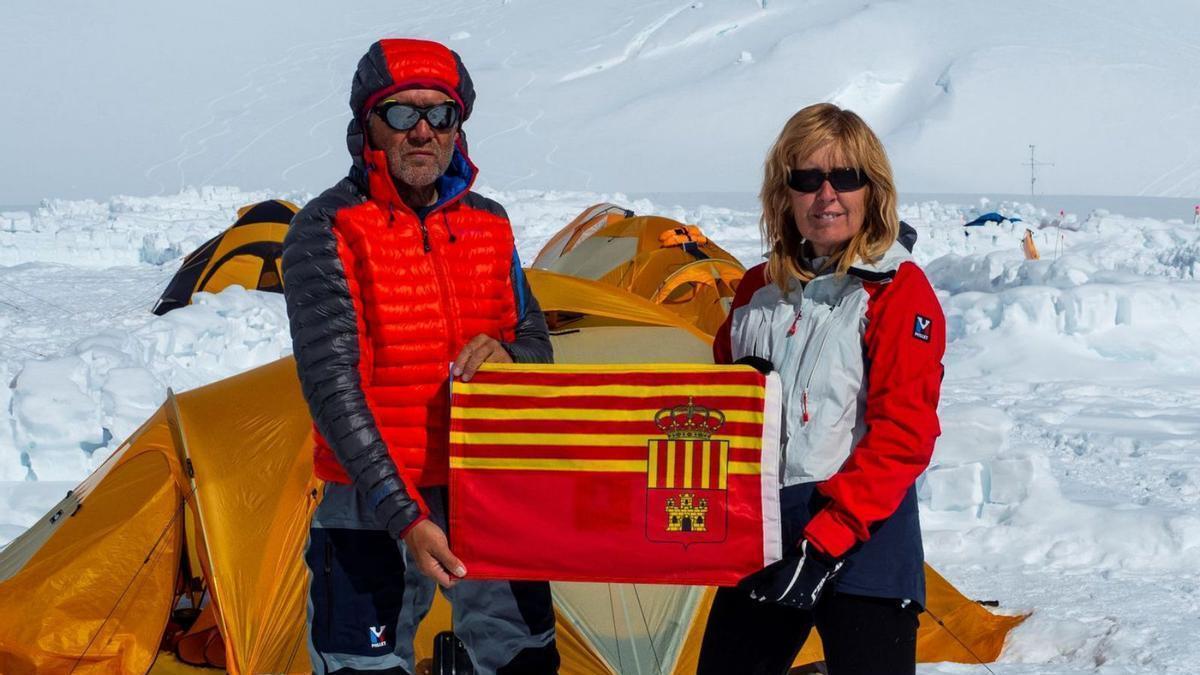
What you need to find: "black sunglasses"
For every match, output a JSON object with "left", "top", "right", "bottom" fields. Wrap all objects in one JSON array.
[
  {"left": 374, "top": 100, "right": 460, "bottom": 132},
  {"left": 787, "top": 168, "right": 869, "bottom": 193}
]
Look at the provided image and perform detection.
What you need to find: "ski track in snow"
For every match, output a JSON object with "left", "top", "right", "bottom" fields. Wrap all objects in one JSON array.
[{"left": 558, "top": 2, "right": 697, "bottom": 83}]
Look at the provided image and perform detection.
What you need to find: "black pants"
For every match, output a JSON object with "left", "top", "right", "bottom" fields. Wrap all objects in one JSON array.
[{"left": 696, "top": 587, "right": 919, "bottom": 675}]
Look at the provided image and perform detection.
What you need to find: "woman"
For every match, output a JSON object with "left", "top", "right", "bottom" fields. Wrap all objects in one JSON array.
[{"left": 697, "top": 103, "right": 945, "bottom": 675}]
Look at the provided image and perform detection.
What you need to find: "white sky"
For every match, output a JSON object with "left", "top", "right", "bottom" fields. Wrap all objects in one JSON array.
[{"left": 1, "top": 0, "right": 1199, "bottom": 205}]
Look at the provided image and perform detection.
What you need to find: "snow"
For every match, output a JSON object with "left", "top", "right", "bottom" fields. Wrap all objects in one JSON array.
[
  {"left": 2, "top": 1, "right": 1199, "bottom": 204},
  {"left": 3, "top": 0, "right": 1200, "bottom": 671}
]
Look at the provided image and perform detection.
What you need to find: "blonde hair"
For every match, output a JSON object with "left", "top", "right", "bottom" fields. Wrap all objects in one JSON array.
[{"left": 760, "top": 103, "right": 899, "bottom": 289}]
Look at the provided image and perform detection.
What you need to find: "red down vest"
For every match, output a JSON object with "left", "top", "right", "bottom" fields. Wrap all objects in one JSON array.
[{"left": 282, "top": 39, "right": 549, "bottom": 538}]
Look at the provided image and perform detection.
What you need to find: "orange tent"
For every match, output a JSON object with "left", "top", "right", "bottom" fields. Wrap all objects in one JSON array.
[{"left": 532, "top": 204, "right": 745, "bottom": 336}]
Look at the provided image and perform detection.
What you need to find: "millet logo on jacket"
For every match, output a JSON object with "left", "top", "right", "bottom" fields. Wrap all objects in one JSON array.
[
  {"left": 913, "top": 315, "right": 932, "bottom": 342},
  {"left": 368, "top": 625, "right": 388, "bottom": 648}
]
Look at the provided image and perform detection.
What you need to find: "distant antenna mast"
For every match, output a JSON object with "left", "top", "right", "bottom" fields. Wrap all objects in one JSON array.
[{"left": 1023, "top": 145, "right": 1053, "bottom": 199}]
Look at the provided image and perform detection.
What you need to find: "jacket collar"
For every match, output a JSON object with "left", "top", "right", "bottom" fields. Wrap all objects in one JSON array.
[
  {"left": 846, "top": 240, "right": 913, "bottom": 282},
  {"left": 361, "top": 139, "right": 477, "bottom": 216}
]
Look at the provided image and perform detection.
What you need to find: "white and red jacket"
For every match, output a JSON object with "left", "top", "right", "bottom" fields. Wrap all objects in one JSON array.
[{"left": 714, "top": 241, "right": 945, "bottom": 558}]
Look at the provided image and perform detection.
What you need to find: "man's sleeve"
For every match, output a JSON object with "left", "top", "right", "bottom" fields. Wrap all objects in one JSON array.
[
  {"left": 282, "top": 191, "right": 427, "bottom": 539},
  {"left": 501, "top": 250, "right": 554, "bottom": 364},
  {"left": 803, "top": 262, "right": 945, "bottom": 557}
]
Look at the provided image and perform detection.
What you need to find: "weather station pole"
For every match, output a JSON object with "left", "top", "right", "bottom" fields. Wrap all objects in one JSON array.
[
  {"left": 1024, "top": 144, "right": 1053, "bottom": 203},
  {"left": 1023, "top": 145, "right": 1060, "bottom": 257}
]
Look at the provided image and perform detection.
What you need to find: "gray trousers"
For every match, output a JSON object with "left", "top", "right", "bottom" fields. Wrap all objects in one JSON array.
[{"left": 305, "top": 484, "right": 557, "bottom": 675}]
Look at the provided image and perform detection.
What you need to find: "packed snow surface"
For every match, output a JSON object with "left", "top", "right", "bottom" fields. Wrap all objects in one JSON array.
[
  {"left": 2, "top": 0, "right": 1199, "bottom": 204},
  {"left": 1, "top": 187, "right": 1198, "bottom": 673}
]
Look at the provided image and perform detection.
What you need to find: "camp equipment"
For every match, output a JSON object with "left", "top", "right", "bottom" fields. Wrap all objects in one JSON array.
[
  {"left": 152, "top": 200, "right": 295, "bottom": 315},
  {"left": 532, "top": 204, "right": 744, "bottom": 336}
]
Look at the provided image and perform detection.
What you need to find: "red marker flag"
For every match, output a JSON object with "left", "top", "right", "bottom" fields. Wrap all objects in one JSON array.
[{"left": 448, "top": 364, "right": 782, "bottom": 586}]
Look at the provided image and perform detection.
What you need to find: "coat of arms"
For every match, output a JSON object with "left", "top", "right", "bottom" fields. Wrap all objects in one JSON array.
[{"left": 645, "top": 397, "right": 729, "bottom": 546}]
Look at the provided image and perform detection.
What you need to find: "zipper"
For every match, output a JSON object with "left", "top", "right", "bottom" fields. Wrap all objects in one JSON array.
[
  {"left": 419, "top": 211, "right": 462, "bottom": 360},
  {"left": 418, "top": 219, "right": 431, "bottom": 253},
  {"left": 797, "top": 300, "right": 839, "bottom": 427}
]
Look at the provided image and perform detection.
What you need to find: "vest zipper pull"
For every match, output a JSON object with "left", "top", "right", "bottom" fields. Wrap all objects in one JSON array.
[
  {"left": 801, "top": 389, "right": 810, "bottom": 424},
  {"left": 419, "top": 220, "right": 431, "bottom": 253},
  {"left": 786, "top": 307, "right": 802, "bottom": 337}
]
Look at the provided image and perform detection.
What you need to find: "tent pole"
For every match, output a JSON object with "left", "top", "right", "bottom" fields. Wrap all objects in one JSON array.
[{"left": 923, "top": 605, "right": 998, "bottom": 675}]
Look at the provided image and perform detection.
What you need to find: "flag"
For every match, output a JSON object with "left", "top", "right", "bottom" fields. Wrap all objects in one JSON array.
[{"left": 448, "top": 364, "right": 782, "bottom": 586}]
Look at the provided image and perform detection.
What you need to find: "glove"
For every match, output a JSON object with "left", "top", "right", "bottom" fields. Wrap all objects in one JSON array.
[
  {"left": 733, "top": 355, "right": 774, "bottom": 375},
  {"left": 738, "top": 540, "right": 845, "bottom": 610}
]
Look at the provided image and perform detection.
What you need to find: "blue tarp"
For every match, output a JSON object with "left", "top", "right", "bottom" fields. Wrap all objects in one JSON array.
[{"left": 964, "top": 211, "right": 1021, "bottom": 227}]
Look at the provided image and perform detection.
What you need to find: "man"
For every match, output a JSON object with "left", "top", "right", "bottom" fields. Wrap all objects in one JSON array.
[{"left": 282, "top": 39, "right": 558, "bottom": 675}]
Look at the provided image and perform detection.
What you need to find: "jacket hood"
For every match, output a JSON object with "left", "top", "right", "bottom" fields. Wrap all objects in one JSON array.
[{"left": 345, "top": 39, "right": 477, "bottom": 198}]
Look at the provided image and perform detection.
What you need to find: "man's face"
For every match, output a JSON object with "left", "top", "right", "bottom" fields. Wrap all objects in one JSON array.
[{"left": 367, "top": 88, "right": 459, "bottom": 190}]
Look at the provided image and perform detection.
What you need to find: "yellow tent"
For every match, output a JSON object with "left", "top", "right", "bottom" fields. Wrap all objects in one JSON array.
[
  {"left": 532, "top": 204, "right": 745, "bottom": 336},
  {"left": 152, "top": 200, "right": 296, "bottom": 316},
  {"left": 0, "top": 358, "right": 316, "bottom": 674}
]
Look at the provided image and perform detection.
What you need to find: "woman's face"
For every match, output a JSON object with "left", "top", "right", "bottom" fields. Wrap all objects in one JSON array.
[{"left": 789, "top": 144, "right": 868, "bottom": 257}]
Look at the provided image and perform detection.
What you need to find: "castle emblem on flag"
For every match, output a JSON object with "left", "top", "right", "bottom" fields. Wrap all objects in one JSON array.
[
  {"left": 646, "top": 398, "right": 729, "bottom": 546},
  {"left": 666, "top": 493, "right": 708, "bottom": 532}
]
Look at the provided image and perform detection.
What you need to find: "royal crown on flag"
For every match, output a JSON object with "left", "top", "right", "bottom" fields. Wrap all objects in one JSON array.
[{"left": 654, "top": 397, "right": 726, "bottom": 440}]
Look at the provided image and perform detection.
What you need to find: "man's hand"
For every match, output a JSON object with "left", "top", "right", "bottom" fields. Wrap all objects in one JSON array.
[
  {"left": 452, "top": 334, "right": 513, "bottom": 382},
  {"left": 403, "top": 519, "right": 467, "bottom": 588},
  {"left": 737, "top": 540, "right": 845, "bottom": 610}
]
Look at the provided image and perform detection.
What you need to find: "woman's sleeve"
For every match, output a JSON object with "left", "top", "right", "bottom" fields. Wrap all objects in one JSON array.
[
  {"left": 803, "top": 262, "right": 945, "bottom": 557},
  {"left": 713, "top": 264, "right": 768, "bottom": 364}
]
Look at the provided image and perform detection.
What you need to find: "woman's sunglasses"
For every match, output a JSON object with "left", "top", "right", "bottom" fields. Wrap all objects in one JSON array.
[
  {"left": 787, "top": 168, "right": 869, "bottom": 193},
  {"left": 374, "top": 100, "right": 461, "bottom": 132}
]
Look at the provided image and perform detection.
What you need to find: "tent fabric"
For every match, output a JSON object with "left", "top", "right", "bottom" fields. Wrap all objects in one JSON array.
[
  {"left": 0, "top": 360, "right": 317, "bottom": 675},
  {"left": 173, "top": 604, "right": 223, "bottom": 669},
  {"left": 531, "top": 202, "right": 635, "bottom": 271},
  {"left": 148, "top": 652, "right": 216, "bottom": 674},
  {"left": 532, "top": 206, "right": 745, "bottom": 336},
  {"left": 526, "top": 268, "right": 713, "bottom": 344},
  {"left": 553, "top": 583, "right": 704, "bottom": 674},
  {"left": 964, "top": 211, "right": 1021, "bottom": 227},
  {"left": 152, "top": 199, "right": 297, "bottom": 315},
  {"left": 0, "top": 411, "right": 184, "bottom": 674},
  {"left": 546, "top": 325, "right": 712, "bottom": 366},
  {"left": 165, "top": 359, "right": 318, "bottom": 673}
]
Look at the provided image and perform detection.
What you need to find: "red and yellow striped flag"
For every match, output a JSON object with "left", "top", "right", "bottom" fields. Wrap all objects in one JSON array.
[{"left": 448, "top": 364, "right": 782, "bottom": 586}]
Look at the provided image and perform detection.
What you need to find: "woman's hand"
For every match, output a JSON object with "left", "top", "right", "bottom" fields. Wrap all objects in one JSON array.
[{"left": 737, "top": 539, "right": 845, "bottom": 610}]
